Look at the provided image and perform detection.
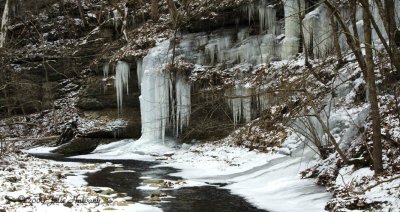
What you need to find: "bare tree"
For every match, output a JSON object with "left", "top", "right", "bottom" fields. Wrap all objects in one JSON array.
[
  {"left": 325, "top": 0, "right": 384, "bottom": 174},
  {"left": 363, "top": 5, "right": 383, "bottom": 174}
]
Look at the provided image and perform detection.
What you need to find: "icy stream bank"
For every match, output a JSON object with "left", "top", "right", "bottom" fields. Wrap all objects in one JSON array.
[{"left": 25, "top": 132, "right": 332, "bottom": 211}]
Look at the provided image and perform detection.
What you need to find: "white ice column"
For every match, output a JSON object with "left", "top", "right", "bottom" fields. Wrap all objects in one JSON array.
[
  {"left": 281, "top": 0, "right": 304, "bottom": 59},
  {"left": 115, "top": 61, "right": 130, "bottom": 115}
]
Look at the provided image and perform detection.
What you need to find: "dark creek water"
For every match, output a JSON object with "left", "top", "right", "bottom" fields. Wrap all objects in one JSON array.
[{"left": 31, "top": 153, "right": 266, "bottom": 212}]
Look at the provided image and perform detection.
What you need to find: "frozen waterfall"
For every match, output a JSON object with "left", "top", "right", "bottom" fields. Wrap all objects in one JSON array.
[{"left": 138, "top": 40, "right": 192, "bottom": 141}]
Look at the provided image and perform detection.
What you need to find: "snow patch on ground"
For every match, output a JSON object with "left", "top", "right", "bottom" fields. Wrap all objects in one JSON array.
[
  {"left": 71, "top": 139, "right": 176, "bottom": 161},
  {"left": 0, "top": 153, "right": 163, "bottom": 212}
]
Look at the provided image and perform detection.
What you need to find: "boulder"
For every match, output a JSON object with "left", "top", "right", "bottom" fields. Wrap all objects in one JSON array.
[{"left": 52, "top": 137, "right": 100, "bottom": 155}]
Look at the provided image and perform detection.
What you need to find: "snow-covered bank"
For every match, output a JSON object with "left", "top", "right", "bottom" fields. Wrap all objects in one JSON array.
[
  {"left": 226, "top": 149, "right": 330, "bottom": 212},
  {"left": 158, "top": 136, "right": 331, "bottom": 212},
  {"left": 0, "top": 152, "right": 162, "bottom": 212}
]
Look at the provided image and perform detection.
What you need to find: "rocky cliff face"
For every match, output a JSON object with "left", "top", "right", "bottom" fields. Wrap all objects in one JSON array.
[
  {"left": 0, "top": 0, "right": 261, "bottom": 142},
  {"left": 1, "top": 0, "right": 399, "bottom": 150},
  {"left": 0, "top": 0, "right": 144, "bottom": 140}
]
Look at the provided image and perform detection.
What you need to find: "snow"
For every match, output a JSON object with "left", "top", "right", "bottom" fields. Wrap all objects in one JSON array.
[
  {"left": 157, "top": 137, "right": 331, "bottom": 212},
  {"left": 0, "top": 153, "right": 163, "bottom": 212},
  {"left": 227, "top": 154, "right": 330, "bottom": 212},
  {"left": 335, "top": 166, "right": 375, "bottom": 188},
  {"left": 157, "top": 142, "right": 283, "bottom": 180},
  {"left": 22, "top": 146, "right": 58, "bottom": 154},
  {"left": 71, "top": 139, "right": 175, "bottom": 161},
  {"left": 31, "top": 203, "right": 163, "bottom": 212}
]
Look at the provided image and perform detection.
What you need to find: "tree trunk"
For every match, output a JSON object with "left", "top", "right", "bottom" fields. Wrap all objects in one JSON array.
[
  {"left": 0, "top": 0, "right": 11, "bottom": 48},
  {"left": 384, "top": 0, "right": 400, "bottom": 73},
  {"left": 330, "top": 14, "right": 343, "bottom": 67},
  {"left": 364, "top": 7, "right": 384, "bottom": 175},
  {"left": 298, "top": 0, "right": 310, "bottom": 67},
  {"left": 150, "top": 0, "right": 159, "bottom": 21}
]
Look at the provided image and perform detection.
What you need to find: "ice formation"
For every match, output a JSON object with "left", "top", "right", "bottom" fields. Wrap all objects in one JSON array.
[
  {"left": 103, "top": 63, "right": 110, "bottom": 78},
  {"left": 227, "top": 86, "right": 252, "bottom": 125},
  {"left": 258, "top": 4, "right": 276, "bottom": 34},
  {"left": 136, "top": 59, "right": 143, "bottom": 88},
  {"left": 281, "top": 0, "right": 303, "bottom": 59},
  {"left": 197, "top": 32, "right": 278, "bottom": 66},
  {"left": 303, "top": 5, "right": 333, "bottom": 58},
  {"left": 115, "top": 61, "right": 130, "bottom": 115},
  {"left": 132, "top": 0, "right": 400, "bottom": 136},
  {"left": 0, "top": 0, "right": 10, "bottom": 48},
  {"left": 175, "top": 73, "right": 191, "bottom": 135},
  {"left": 139, "top": 40, "right": 192, "bottom": 141}
]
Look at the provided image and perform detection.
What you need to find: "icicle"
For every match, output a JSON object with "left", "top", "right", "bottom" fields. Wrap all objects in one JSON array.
[
  {"left": 103, "top": 63, "right": 110, "bottom": 78},
  {"left": 242, "top": 87, "right": 252, "bottom": 123},
  {"left": 136, "top": 59, "right": 143, "bottom": 88},
  {"left": 204, "top": 36, "right": 232, "bottom": 64},
  {"left": 205, "top": 43, "right": 216, "bottom": 64},
  {"left": 113, "top": 9, "right": 121, "bottom": 32},
  {"left": 258, "top": 93, "right": 269, "bottom": 112},
  {"left": 175, "top": 74, "right": 191, "bottom": 135},
  {"left": 259, "top": 4, "right": 266, "bottom": 32},
  {"left": 227, "top": 85, "right": 253, "bottom": 126},
  {"left": 0, "top": 0, "right": 10, "bottom": 48},
  {"left": 302, "top": 10, "right": 317, "bottom": 56},
  {"left": 115, "top": 61, "right": 130, "bottom": 115},
  {"left": 258, "top": 3, "right": 276, "bottom": 34},
  {"left": 227, "top": 86, "right": 242, "bottom": 126},
  {"left": 247, "top": 4, "right": 254, "bottom": 25},
  {"left": 140, "top": 41, "right": 170, "bottom": 140}
]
